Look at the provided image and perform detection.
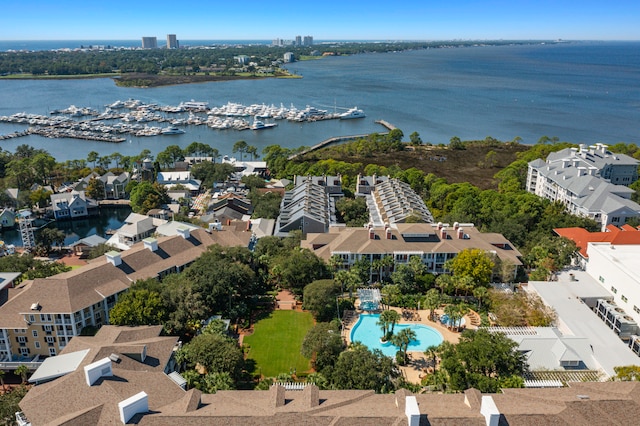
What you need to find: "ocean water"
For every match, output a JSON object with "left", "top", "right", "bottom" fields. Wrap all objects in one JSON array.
[{"left": 1, "top": 41, "right": 639, "bottom": 162}]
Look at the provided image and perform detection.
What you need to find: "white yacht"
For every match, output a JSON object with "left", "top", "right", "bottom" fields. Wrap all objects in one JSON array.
[
  {"left": 161, "top": 125, "right": 185, "bottom": 135},
  {"left": 250, "top": 118, "right": 278, "bottom": 130},
  {"left": 339, "top": 107, "right": 366, "bottom": 120}
]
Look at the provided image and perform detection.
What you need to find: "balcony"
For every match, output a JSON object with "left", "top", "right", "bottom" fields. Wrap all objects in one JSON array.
[{"left": 0, "top": 354, "right": 42, "bottom": 370}]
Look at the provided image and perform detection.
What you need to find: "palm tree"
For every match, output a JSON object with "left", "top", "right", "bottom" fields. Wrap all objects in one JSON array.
[
  {"left": 424, "top": 345, "right": 439, "bottom": 370},
  {"left": 424, "top": 288, "right": 441, "bottom": 322},
  {"left": 381, "top": 309, "right": 401, "bottom": 339},
  {"left": 391, "top": 328, "right": 417, "bottom": 363},
  {"left": 15, "top": 364, "right": 29, "bottom": 384},
  {"left": 0, "top": 369, "right": 6, "bottom": 391},
  {"left": 377, "top": 316, "right": 390, "bottom": 341},
  {"left": 473, "top": 286, "right": 489, "bottom": 309},
  {"left": 232, "top": 140, "right": 248, "bottom": 161}
]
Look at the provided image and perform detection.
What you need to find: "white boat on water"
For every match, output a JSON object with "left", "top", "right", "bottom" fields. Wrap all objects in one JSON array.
[
  {"left": 179, "top": 100, "right": 209, "bottom": 110},
  {"left": 339, "top": 106, "right": 366, "bottom": 120},
  {"left": 250, "top": 118, "right": 278, "bottom": 130},
  {"left": 161, "top": 125, "right": 185, "bottom": 135}
]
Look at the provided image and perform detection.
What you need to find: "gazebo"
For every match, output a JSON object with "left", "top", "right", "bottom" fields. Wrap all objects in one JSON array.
[{"left": 357, "top": 288, "right": 382, "bottom": 311}]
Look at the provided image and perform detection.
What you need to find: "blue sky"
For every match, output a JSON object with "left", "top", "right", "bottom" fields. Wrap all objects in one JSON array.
[{"left": 3, "top": 0, "right": 640, "bottom": 41}]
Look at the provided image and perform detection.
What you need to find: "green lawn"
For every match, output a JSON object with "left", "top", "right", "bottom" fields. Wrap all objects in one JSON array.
[{"left": 243, "top": 310, "right": 313, "bottom": 378}]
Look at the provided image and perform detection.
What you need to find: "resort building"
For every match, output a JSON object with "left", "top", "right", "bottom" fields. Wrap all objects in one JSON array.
[
  {"left": 275, "top": 176, "right": 343, "bottom": 236},
  {"left": 166, "top": 34, "right": 178, "bottom": 49},
  {"left": 283, "top": 52, "right": 295, "bottom": 63},
  {"left": 554, "top": 225, "right": 640, "bottom": 325},
  {"left": 301, "top": 222, "right": 522, "bottom": 283},
  {"left": 0, "top": 227, "right": 252, "bottom": 371},
  {"left": 50, "top": 191, "right": 97, "bottom": 220},
  {"left": 527, "top": 144, "right": 640, "bottom": 230},
  {"left": 16, "top": 324, "right": 640, "bottom": 426},
  {"left": 371, "top": 178, "right": 434, "bottom": 225},
  {"left": 141, "top": 37, "right": 158, "bottom": 49}
]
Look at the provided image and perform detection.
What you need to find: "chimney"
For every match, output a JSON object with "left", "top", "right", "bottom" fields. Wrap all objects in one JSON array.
[
  {"left": 457, "top": 227, "right": 464, "bottom": 239},
  {"left": 245, "top": 220, "right": 251, "bottom": 231},
  {"left": 440, "top": 228, "right": 447, "bottom": 240},
  {"left": 106, "top": 251, "right": 122, "bottom": 267},
  {"left": 208, "top": 220, "right": 222, "bottom": 232},
  {"left": 480, "top": 396, "right": 500, "bottom": 426},
  {"left": 302, "top": 384, "right": 320, "bottom": 408},
  {"left": 405, "top": 396, "right": 420, "bottom": 426},
  {"left": 177, "top": 226, "right": 191, "bottom": 239},
  {"left": 84, "top": 357, "right": 113, "bottom": 386},
  {"left": 270, "top": 384, "right": 286, "bottom": 408},
  {"left": 369, "top": 226, "right": 375, "bottom": 239},
  {"left": 437, "top": 222, "right": 443, "bottom": 230},
  {"left": 577, "top": 167, "right": 587, "bottom": 177},
  {"left": 453, "top": 222, "right": 459, "bottom": 231},
  {"left": 143, "top": 237, "right": 158, "bottom": 252},
  {"left": 386, "top": 227, "right": 392, "bottom": 240},
  {"left": 118, "top": 391, "right": 148, "bottom": 424}
]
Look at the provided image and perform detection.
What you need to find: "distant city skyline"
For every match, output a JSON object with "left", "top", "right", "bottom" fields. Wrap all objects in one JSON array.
[{"left": 3, "top": 1, "right": 640, "bottom": 41}]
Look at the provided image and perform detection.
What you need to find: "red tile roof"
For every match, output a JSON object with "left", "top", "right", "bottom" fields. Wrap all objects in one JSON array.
[{"left": 554, "top": 225, "right": 640, "bottom": 258}]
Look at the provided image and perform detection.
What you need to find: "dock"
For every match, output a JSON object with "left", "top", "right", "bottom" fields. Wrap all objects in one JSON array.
[{"left": 288, "top": 120, "right": 395, "bottom": 159}]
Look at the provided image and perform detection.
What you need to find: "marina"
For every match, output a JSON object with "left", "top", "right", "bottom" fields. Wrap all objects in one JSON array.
[{"left": 0, "top": 99, "right": 363, "bottom": 143}]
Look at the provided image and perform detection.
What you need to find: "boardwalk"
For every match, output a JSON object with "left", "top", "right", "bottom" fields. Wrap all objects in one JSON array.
[{"left": 287, "top": 120, "right": 396, "bottom": 159}]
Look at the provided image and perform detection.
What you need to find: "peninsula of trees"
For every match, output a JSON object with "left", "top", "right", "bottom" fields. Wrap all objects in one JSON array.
[{"left": 0, "top": 40, "right": 553, "bottom": 86}]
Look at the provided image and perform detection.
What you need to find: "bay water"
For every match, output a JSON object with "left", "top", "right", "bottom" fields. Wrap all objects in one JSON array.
[{"left": 1, "top": 41, "right": 639, "bottom": 164}]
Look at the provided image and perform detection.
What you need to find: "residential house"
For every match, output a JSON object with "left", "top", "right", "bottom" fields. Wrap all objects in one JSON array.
[
  {"left": 0, "top": 208, "right": 15, "bottom": 228},
  {"left": 69, "top": 234, "right": 108, "bottom": 257},
  {"left": 157, "top": 171, "right": 201, "bottom": 196},
  {"left": 50, "top": 191, "right": 97, "bottom": 220},
  {"left": 106, "top": 213, "right": 167, "bottom": 250},
  {"left": 302, "top": 222, "right": 522, "bottom": 283}
]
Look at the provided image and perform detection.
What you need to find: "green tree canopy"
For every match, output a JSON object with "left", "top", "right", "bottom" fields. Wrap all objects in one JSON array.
[
  {"left": 176, "top": 332, "right": 244, "bottom": 379},
  {"left": 303, "top": 279, "right": 342, "bottom": 322},
  {"left": 301, "top": 321, "right": 344, "bottom": 373},
  {"left": 109, "top": 289, "right": 167, "bottom": 326},
  {"left": 331, "top": 343, "right": 399, "bottom": 393},
  {"left": 447, "top": 248, "right": 495, "bottom": 287},
  {"left": 438, "top": 329, "right": 526, "bottom": 393},
  {"left": 129, "top": 181, "right": 170, "bottom": 214}
]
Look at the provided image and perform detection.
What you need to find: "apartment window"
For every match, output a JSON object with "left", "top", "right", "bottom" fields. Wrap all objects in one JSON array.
[
  {"left": 44, "top": 325, "right": 53, "bottom": 334},
  {"left": 34, "top": 341, "right": 40, "bottom": 349},
  {"left": 46, "top": 336, "right": 55, "bottom": 344},
  {"left": 611, "top": 286, "right": 618, "bottom": 294},
  {"left": 633, "top": 306, "right": 640, "bottom": 314},
  {"left": 32, "top": 330, "right": 38, "bottom": 338},
  {"left": 599, "top": 276, "right": 605, "bottom": 283},
  {"left": 622, "top": 295, "right": 628, "bottom": 303},
  {"left": 612, "top": 217, "right": 620, "bottom": 223},
  {"left": 17, "top": 336, "right": 27, "bottom": 344},
  {"left": 29, "top": 314, "right": 35, "bottom": 323},
  {"left": 49, "top": 348, "right": 56, "bottom": 356},
  {"left": 20, "top": 348, "right": 30, "bottom": 356},
  {"left": 39, "top": 314, "right": 52, "bottom": 322}
]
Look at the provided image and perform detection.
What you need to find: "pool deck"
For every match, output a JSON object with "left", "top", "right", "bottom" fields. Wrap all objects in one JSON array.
[{"left": 343, "top": 306, "right": 476, "bottom": 384}]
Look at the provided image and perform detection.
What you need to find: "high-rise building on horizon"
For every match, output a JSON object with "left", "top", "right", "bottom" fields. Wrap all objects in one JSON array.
[
  {"left": 141, "top": 37, "right": 158, "bottom": 49},
  {"left": 303, "top": 35, "right": 313, "bottom": 46},
  {"left": 295, "top": 35, "right": 302, "bottom": 46},
  {"left": 167, "top": 34, "right": 178, "bottom": 49}
]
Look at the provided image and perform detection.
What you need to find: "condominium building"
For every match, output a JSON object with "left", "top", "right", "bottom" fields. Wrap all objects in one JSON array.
[
  {"left": 19, "top": 325, "right": 640, "bottom": 425},
  {"left": 302, "top": 222, "right": 521, "bottom": 282},
  {"left": 166, "top": 34, "right": 178, "bottom": 49},
  {"left": 141, "top": 37, "right": 158, "bottom": 49},
  {"left": 0, "top": 226, "right": 251, "bottom": 370},
  {"left": 527, "top": 143, "right": 640, "bottom": 230},
  {"left": 303, "top": 35, "right": 313, "bottom": 46}
]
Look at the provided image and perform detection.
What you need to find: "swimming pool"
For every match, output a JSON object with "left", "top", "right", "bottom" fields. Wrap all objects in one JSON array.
[{"left": 350, "top": 313, "right": 444, "bottom": 357}]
